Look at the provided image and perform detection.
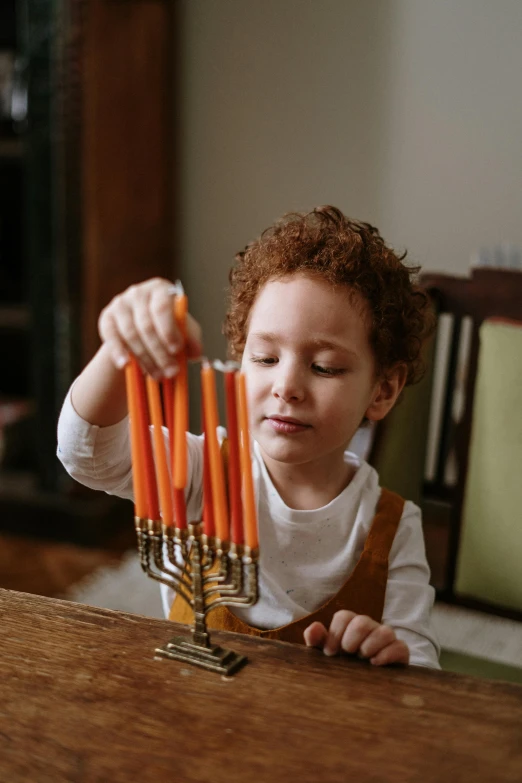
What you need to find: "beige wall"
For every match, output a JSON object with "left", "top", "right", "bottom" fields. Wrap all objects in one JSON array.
[
  {"left": 176, "top": 0, "right": 522, "bottom": 366},
  {"left": 375, "top": 1, "right": 522, "bottom": 275}
]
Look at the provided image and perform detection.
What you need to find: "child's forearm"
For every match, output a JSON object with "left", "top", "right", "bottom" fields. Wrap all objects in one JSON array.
[{"left": 71, "top": 343, "right": 128, "bottom": 427}]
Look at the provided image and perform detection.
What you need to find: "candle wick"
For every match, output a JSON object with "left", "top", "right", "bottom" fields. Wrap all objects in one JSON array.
[
  {"left": 213, "top": 359, "right": 241, "bottom": 373},
  {"left": 212, "top": 359, "right": 228, "bottom": 373},
  {"left": 167, "top": 279, "right": 185, "bottom": 297}
]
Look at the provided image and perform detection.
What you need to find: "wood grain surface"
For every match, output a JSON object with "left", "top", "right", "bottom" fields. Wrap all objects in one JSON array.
[{"left": 2, "top": 589, "right": 522, "bottom": 783}]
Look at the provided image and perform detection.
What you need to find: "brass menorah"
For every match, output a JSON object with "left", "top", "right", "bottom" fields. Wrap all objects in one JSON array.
[
  {"left": 125, "top": 284, "right": 259, "bottom": 676},
  {"left": 135, "top": 520, "right": 258, "bottom": 675}
]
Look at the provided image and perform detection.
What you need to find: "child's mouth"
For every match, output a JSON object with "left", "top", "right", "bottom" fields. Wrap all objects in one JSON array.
[{"left": 265, "top": 416, "right": 310, "bottom": 434}]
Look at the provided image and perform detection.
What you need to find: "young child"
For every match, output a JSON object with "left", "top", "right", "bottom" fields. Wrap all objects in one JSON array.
[{"left": 57, "top": 205, "right": 440, "bottom": 669}]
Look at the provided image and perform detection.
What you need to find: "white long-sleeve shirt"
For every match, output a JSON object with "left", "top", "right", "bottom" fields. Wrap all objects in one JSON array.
[{"left": 57, "top": 389, "right": 440, "bottom": 669}]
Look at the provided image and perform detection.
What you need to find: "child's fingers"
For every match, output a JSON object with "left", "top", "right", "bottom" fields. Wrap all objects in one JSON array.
[
  {"left": 98, "top": 306, "right": 133, "bottom": 370},
  {"left": 149, "top": 284, "right": 184, "bottom": 355},
  {"left": 134, "top": 281, "right": 202, "bottom": 363},
  {"left": 303, "top": 621, "right": 328, "bottom": 648},
  {"left": 97, "top": 310, "right": 129, "bottom": 369},
  {"left": 107, "top": 297, "right": 160, "bottom": 378},
  {"left": 323, "top": 610, "right": 358, "bottom": 656},
  {"left": 98, "top": 278, "right": 201, "bottom": 376},
  {"left": 357, "top": 624, "right": 397, "bottom": 660},
  {"left": 336, "top": 613, "right": 377, "bottom": 656},
  {"left": 98, "top": 291, "right": 152, "bottom": 372},
  {"left": 134, "top": 292, "right": 178, "bottom": 378},
  {"left": 369, "top": 640, "right": 409, "bottom": 667}
]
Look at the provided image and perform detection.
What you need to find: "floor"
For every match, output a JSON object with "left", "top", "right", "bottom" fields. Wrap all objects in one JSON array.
[{"left": 0, "top": 503, "right": 138, "bottom": 600}]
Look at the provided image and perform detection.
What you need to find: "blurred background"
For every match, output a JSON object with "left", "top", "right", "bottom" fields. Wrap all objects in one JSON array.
[{"left": 0, "top": 1, "right": 521, "bottom": 681}]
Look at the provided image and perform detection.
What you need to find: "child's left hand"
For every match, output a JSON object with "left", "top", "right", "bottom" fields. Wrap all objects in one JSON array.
[{"left": 303, "top": 610, "right": 410, "bottom": 666}]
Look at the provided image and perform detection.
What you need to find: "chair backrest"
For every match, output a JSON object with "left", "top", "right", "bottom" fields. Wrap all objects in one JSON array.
[
  {"left": 454, "top": 318, "right": 522, "bottom": 612},
  {"left": 369, "top": 330, "right": 436, "bottom": 507},
  {"left": 369, "top": 268, "right": 522, "bottom": 617}
]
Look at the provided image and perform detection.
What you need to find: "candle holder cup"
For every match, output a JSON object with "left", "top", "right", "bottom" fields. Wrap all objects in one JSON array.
[{"left": 136, "top": 517, "right": 259, "bottom": 675}]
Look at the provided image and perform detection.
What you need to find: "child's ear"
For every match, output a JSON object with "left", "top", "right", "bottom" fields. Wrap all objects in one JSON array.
[{"left": 365, "top": 364, "right": 408, "bottom": 422}]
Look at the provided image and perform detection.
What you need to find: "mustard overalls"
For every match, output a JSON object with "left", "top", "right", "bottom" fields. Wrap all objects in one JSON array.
[{"left": 170, "top": 487, "right": 405, "bottom": 645}]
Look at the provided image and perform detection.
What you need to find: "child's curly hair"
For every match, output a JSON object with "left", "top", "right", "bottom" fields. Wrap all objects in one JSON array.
[{"left": 224, "top": 205, "right": 434, "bottom": 385}]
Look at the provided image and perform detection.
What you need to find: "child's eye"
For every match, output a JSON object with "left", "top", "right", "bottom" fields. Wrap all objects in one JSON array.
[
  {"left": 312, "top": 364, "right": 345, "bottom": 376},
  {"left": 250, "top": 356, "right": 277, "bottom": 366}
]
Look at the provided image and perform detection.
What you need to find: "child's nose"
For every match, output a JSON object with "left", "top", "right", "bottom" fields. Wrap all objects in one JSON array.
[{"left": 272, "top": 364, "right": 305, "bottom": 403}]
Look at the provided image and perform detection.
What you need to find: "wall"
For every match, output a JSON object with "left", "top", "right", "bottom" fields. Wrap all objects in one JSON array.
[
  {"left": 376, "top": 0, "right": 522, "bottom": 274},
  {"left": 176, "top": 0, "right": 522, "bottom": 365}
]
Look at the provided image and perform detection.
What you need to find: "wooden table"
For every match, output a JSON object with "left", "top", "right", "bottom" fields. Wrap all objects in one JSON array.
[{"left": 2, "top": 589, "right": 522, "bottom": 783}]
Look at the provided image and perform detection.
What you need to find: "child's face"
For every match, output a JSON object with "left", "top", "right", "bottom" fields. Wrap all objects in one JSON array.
[{"left": 241, "top": 273, "right": 389, "bottom": 472}]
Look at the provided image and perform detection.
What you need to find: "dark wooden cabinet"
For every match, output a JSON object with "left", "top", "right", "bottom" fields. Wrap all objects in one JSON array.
[{"left": 0, "top": 0, "right": 175, "bottom": 541}]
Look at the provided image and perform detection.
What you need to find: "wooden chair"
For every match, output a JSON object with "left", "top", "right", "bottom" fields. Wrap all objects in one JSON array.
[{"left": 369, "top": 268, "right": 522, "bottom": 620}]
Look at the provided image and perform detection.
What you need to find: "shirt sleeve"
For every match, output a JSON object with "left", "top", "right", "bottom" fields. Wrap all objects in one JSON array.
[
  {"left": 57, "top": 382, "right": 210, "bottom": 510},
  {"left": 56, "top": 384, "right": 134, "bottom": 499},
  {"left": 382, "top": 500, "right": 441, "bottom": 669}
]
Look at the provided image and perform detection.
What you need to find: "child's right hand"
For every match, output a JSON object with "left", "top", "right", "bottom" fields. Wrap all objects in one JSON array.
[{"left": 98, "top": 278, "right": 203, "bottom": 379}]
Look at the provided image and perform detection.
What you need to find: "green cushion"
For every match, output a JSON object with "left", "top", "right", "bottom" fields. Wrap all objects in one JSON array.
[
  {"left": 455, "top": 319, "right": 522, "bottom": 611},
  {"left": 371, "top": 332, "right": 436, "bottom": 506},
  {"left": 440, "top": 648, "right": 522, "bottom": 685}
]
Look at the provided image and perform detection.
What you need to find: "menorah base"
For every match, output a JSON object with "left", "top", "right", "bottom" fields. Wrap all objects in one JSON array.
[{"left": 155, "top": 636, "right": 248, "bottom": 676}]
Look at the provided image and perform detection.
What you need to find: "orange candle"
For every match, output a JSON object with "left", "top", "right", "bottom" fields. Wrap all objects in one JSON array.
[
  {"left": 173, "top": 488, "right": 187, "bottom": 530},
  {"left": 146, "top": 376, "right": 173, "bottom": 526},
  {"left": 125, "top": 361, "right": 147, "bottom": 519},
  {"left": 236, "top": 372, "right": 258, "bottom": 549},
  {"left": 173, "top": 293, "right": 188, "bottom": 490},
  {"left": 225, "top": 369, "right": 243, "bottom": 545},
  {"left": 201, "top": 362, "right": 229, "bottom": 542},
  {"left": 132, "top": 357, "right": 160, "bottom": 521},
  {"left": 169, "top": 372, "right": 187, "bottom": 530},
  {"left": 172, "top": 292, "right": 188, "bottom": 530},
  {"left": 162, "top": 378, "right": 185, "bottom": 527},
  {"left": 201, "top": 401, "right": 215, "bottom": 538},
  {"left": 162, "top": 377, "right": 175, "bottom": 463}
]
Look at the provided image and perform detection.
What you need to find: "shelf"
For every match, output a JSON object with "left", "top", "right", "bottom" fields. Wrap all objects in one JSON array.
[
  {"left": 0, "top": 138, "right": 24, "bottom": 159},
  {"left": 0, "top": 469, "right": 37, "bottom": 498},
  {"left": 0, "top": 304, "right": 30, "bottom": 330},
  {"left": 0, "top": 394, "right": 32, "bottom": 417},
  {"left": 0, "top": 471, "right": 133, "bottom": 547}
]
